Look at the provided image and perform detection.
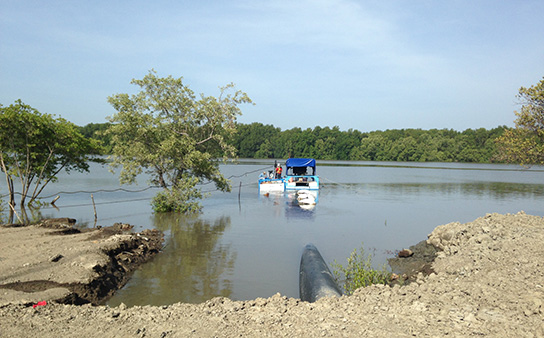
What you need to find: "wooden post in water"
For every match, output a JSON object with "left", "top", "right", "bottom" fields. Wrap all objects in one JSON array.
[
  {"left": 238, "top": 181, "right": 242, "bottom": 211},
  {"left": 91, "top": 194, "right": 97, "bottom": 227},
  {"left": 51, "top": 195, "right": 60, "bottom": 206}
]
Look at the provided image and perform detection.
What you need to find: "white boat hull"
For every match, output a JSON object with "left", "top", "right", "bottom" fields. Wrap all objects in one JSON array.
[
  {"left": 259, "top": 180, "right": 285, "bottom": 193},
  {"left": 285, "top": 178, "right": 319, "bottom": 191}
]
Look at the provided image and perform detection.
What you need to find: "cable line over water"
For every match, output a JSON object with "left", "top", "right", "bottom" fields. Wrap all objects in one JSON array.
[{"left": 1, "top": 166, "right": 271, "bottom": 211}]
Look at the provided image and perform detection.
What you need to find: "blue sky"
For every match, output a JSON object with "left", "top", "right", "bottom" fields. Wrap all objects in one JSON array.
[{"left": 1, "top": 0, "right": 543, "bottom": 132}]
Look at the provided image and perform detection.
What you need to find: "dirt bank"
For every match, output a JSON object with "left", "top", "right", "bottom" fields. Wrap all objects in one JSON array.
[
  {"left": 0, "top": 218, "right": 163, "bottom": 306},
  {"left": 1, "top": 212, "right": 543, "bottom": 337}
]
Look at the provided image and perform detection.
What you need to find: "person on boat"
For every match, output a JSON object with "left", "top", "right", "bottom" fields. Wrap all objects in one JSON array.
[
  {"left": 275, "top": 164, "right": 283, "bottom": 179},
  {"left": 259, "top": 172, "right": 267, "bottom": 179}
]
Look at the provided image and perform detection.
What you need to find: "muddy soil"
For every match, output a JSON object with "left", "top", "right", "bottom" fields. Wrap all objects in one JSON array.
[
  {"left": 1, "top": 212, "right": 543, "bottom": 337},
  {"left": 0, "top": 218, "right": 163, "bottom": 306}
]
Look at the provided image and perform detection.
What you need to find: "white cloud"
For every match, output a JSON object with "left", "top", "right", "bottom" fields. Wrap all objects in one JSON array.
[{"left": 1, "top": 0, "right": 543, "bottom": 130}]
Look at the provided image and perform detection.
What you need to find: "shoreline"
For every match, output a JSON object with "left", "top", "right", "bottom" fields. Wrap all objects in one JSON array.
[
  {"left": 0, "top": 218, "right": 163, "bottom": 306},
  {"left": 1, "top": 212, "right": 543, "bottom": 337}
]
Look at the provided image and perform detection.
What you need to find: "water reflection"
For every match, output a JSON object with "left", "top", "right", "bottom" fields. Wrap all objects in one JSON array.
[
  {"left": 107, "top": 213, "right": 235, "bottom": 306},
  {"left": 257, "top": 190, "right": 320, "bottom": 219},
  {"left": 284, "top": 191, "right": 318, "bottom": 219},
  {"left": 371, "top": 182, "right": 544, "bottom": 199},
  {"left": 3, "top": 205, "right": 47, "bottom": 225},
  {"left": 2, "top": 160, "right": 542, "bottom": 304}
]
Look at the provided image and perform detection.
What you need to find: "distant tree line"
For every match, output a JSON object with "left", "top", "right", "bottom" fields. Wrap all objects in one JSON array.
[
  {"left": 231, "top": 123, "right": 507, "bottom": 163},
  {"left": 78, "top": 122, "right": 113, "bottom": 153},
  {"left": 81, "top": 122, "right": 507, "bottom": 163},
  {"left": 3, "top": 75, "right": 536, "bottom": 219}
]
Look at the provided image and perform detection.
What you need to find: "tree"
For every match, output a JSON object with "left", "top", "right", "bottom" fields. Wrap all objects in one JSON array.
[
  {"left": 78, "top": 122, "right": 113, "bottom": 153},
  {"left": 233, "top": 122, "right": 280, "bottom": 158},
  {"left": 106, "top": 70, "right": 252, "bottom": 213},
  {"left": 496, "top": 77, "right": 544, "bottom": 165},
  {"left": 0, "top": 100, "right": 102, "bottom": 210}
]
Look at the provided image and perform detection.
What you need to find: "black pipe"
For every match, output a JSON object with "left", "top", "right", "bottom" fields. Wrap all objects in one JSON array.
[{"left": 299, "top": 244, "right": 343, "bottom": 302}]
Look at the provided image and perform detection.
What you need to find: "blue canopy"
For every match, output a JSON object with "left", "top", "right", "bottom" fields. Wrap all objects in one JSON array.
[{"left": 286, "top": 158, "right": 316, "bottom": 168}]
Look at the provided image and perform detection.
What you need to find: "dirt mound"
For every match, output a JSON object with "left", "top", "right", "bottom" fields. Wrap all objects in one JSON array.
[{"left": 0, "top": 212, "right": 543, "bottom": 337}]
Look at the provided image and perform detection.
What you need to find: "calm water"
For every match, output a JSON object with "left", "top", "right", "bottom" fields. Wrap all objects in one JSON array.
[{"left": 2, "top": 160, "right": 543, "bottom": 305}]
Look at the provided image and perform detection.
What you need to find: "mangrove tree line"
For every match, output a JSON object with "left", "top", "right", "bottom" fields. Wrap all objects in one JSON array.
[
  {"left": 82, "top": 122, "right": 506, "bottom": 163},
  {"left": 232, "top": 124, "right": 506, "bottom": 162}
]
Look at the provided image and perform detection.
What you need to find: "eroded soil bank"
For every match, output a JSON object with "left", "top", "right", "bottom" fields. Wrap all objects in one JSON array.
[
  {"left": 1, "top": 212, "right": 543, "bottom": 337},
  {"left": 0, "top": 218, "right": 163, "bottom": 306}
]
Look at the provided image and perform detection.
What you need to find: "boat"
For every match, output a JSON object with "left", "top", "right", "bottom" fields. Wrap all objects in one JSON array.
[
  {"left": 258, "top": 158, "right": 319, "bottom": 193},
  {"left": 258, "top": 178, "right": 285, "bottom": 193},
  {"left": 284, "top": 158, "right": 319, "bottom": 190},
  {"left": 258, "top": 168, "right": 285, "bottom": 193}
]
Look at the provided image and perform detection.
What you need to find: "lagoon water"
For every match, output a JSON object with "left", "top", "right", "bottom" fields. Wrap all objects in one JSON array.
[{"left": 2, "top": 159, "right": 544, "bottom": 305}]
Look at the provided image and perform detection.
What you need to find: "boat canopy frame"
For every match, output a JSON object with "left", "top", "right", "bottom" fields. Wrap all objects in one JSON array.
[{"left": 285, "top": 158, "right": 316, "bottom": 176}]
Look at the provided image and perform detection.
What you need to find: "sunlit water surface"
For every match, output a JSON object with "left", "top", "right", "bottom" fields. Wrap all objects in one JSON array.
[{"left": 2, "top": 160, "right": 543, "bottom": 305}]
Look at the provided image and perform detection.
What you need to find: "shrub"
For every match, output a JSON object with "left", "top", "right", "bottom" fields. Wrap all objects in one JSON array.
[
  {"left": 151, "top": 182, "right": 204, "bottom": 214},
  {"left": 332, "top": 244, "right": 392, "bottom": 295}
]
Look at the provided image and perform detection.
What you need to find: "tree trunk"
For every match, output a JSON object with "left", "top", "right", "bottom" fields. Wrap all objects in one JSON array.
[
  {"left": 0, "top": 155, "right": 16, "bottom": 207},
  {"left": 8, "top": 177, "right": 15, "bottom": 208}
]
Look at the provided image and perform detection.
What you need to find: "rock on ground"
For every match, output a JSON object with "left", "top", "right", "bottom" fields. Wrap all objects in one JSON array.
[{"left": 0, "top": 212, "right": 543, "bottom": 337}]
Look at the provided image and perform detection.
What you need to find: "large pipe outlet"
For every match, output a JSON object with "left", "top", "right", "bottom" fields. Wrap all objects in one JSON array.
[{"left": 299, "top": 244, "right": 343, "bottom": 302}]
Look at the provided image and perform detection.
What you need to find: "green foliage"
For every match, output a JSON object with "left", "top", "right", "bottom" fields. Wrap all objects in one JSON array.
[
  {"left": 0, "top": 100, "right": 102, "bottom": 209},
  {"left": 78, "top": 122, "right": 113, "bottom": 153},
  {"left": 332, "top": 245, "right": 392, "bottom": 295},
  {"left": 496, "top": 77, "right": 544, "bottom": 165},
  {"left": 351, "top": 128, "right": 505, "bottom": 162},
  {"left": 151, "top": 175, "right": 204, "bottom": 213},
  {"left": 229, "top": 124, "right": 505, "bottom": 163},
  {"left": 106, "top": 70, "right": 252, "bottom": 213},
  {"left": 78, "top": 113, "right": 505, "bottom": 164},
  {"left": 233, "top": 122, "right": 281, "bottom": 158}
]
